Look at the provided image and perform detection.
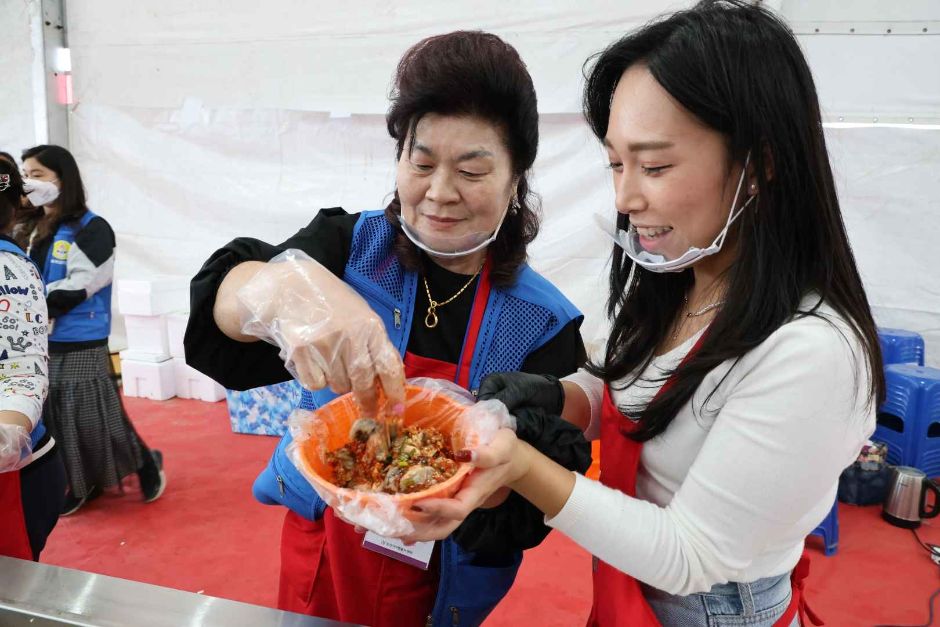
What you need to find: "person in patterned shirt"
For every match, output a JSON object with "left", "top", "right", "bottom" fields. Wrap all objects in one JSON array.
[{"left": 0, "top": 156, "right": 66, "bottom": 560}]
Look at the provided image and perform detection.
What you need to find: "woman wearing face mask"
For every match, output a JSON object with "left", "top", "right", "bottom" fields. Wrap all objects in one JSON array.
[
  {"left": 402, "top": 3, "right": 883, "bottom": 626},
  {"left": 0, "top": 159, "right": 67, "bottom": 561},
  {"left": 20, "top": 145, "right": 166, "bottom": 516},
  {"left": 1, "top": 151, "right": 52, "bottom": 247},
  {"left": 185, "top": 31, "right": 590, "bottom": 627}
]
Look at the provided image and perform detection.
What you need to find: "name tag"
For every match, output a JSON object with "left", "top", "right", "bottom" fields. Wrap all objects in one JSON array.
[{"left": 362, "top": 532, "right": 435, "bottom": 570}]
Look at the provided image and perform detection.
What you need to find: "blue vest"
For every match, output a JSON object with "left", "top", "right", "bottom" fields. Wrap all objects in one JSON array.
[
  {"left": 44, "top": 210, "right": 112, "bottom": 342},
  {"left": 298, "top": 210, "right": 582, "bottom": 411},
  {"left": 0, "top": 238, "right": 47, "bottom": 449},
  {"left": 253, "top": 211, "right": 582, "bottom": 626}
]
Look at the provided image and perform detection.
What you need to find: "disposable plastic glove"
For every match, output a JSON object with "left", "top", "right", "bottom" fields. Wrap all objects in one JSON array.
[
  {"left": 238, "top": 249, "right": 406, "bottom": 418},
  {"left": 0, "top": 424, "right": 32, "bottom": 473}
]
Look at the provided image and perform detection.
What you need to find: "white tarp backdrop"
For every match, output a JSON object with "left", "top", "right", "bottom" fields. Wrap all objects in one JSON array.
[
  {"left": 0, "top": 1, "right": 44, "bottom": 159},
  {"left": 3, "top": 0, "right": 939, "bottom": 364}
]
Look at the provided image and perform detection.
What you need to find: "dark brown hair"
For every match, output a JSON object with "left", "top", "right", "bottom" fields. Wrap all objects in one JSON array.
[
  {"left": 0, "top": 159, "right": 23, "bottom": 233},
  {"left": 384, "top": 31, "right": 540, "bottom": 287},
  {"left": 21, "top": 144, "right": 88, "bottom": 246},
  {"left": 584, "top": 0, "right": 884, "bottom": 441}
]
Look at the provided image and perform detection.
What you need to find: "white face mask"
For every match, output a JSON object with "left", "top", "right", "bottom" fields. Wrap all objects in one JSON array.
[
  {"left": 22, "top": 178, "right": 60, "bottom": 207},
  {"left": 399, "top": 204, "right": 511, "bottom": 259},
  {"left": 596, "top": 153, "right": 755, "bottom": 273}
]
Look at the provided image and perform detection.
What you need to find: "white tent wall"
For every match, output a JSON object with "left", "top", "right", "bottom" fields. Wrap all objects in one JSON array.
[
  {"left": 52, "top": 1, "right": 940, "bottom": 364},
  {"left": 0, "top": 1, "right": 45, "bottom": 155}
]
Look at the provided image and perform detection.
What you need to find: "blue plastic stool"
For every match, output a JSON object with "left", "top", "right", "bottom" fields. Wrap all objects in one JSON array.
[
  {"left": 809, "top": 500, "right": 839, "bottom": 556},
  {"left": 875, "top": 364, "right": 940, "bottom": 477},
  {"left": 878, "top": 328, "right": 925, "bottom": 367}
]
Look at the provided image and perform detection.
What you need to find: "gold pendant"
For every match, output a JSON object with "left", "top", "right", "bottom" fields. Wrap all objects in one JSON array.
[{"left": 425, "top": 304, "right": 438, "bottom": 329}]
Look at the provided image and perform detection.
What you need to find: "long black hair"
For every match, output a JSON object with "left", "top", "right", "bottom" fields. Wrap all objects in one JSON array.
[
  {"left": 384, "top": 31, "right": 540, "bottom": 287},
  {"left": 21, "top": 144, "right": 89, "bottom": 244},
  {"left": 583, "top": 0, "right": 884, "bottom": 441}
]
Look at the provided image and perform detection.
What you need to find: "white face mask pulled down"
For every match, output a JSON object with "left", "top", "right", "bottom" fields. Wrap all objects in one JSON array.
[
  {"left": 22, "top": 178, "right": 60, "bottom": 207},
  {"left": 399, "top": 205, "right": 511, "bottom": 259},
  {"left": 596, "top": 153, "right": 755, "bottom": 273}
]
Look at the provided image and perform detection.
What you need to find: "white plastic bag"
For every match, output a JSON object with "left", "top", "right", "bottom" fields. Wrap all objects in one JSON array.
[{"left": 287, "top": 378, "right": 514, "bottom": 536}]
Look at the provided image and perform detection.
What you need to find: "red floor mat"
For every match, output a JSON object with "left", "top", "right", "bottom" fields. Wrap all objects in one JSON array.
[{"left": 40, "top": 397, "right": 932, "bottom": 626}]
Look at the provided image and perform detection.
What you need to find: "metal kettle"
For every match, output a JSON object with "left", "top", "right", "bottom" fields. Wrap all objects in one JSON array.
[{"left": 883, "top": 466, "right": 940, "bottom": 528}]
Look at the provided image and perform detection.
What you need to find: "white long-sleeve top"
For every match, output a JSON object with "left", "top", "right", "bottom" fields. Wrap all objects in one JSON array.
[
  {"left": 550, "top": 299, "right": 874, "bottom": 596},
  {"left": 0, "top": 249, "right": 49, "bottom": 431}
]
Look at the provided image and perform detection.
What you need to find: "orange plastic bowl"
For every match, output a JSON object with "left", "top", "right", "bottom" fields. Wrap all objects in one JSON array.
[{"left": 295, "top": 385, "right": 473, "bottom": 512}]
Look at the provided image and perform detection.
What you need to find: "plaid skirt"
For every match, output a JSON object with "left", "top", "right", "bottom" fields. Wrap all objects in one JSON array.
[{"left": 44, "top": 345, "right": 144, "bottom": 498}]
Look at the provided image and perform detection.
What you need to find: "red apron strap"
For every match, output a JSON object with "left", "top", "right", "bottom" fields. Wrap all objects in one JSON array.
[
  {"left": 588, "top": 332, "right": 711, "bottom": 627},
  {"left": 0, "top": 470, "right": 34, "bottom": 560},
  {"left": 456, "top": 256, "right": 492, "bottom": 391},
  {"left": 402, "top": 352, "right": 459, "bottom": 383},
  {"left": 773, "top": 552, "right": 824, "bottom": 626}
]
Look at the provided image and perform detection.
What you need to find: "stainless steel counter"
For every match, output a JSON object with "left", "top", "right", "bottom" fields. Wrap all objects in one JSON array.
[{"left": 0, "top": 556, "right": 357, "bottom": 627}]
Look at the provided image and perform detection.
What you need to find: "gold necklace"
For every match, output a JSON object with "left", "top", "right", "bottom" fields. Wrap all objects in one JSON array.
[{"left": 423, "top": 265, "right": 483, "bottom": 329}]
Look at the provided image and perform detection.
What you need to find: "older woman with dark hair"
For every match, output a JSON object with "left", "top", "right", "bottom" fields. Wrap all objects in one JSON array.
[{"left": 185, "top": 31, "right": 590, "bottom": 627}]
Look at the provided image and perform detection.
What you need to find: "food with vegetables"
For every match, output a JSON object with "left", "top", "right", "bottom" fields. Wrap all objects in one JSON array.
[{"left": 326, "top": 418, "right": 460, "bottom": 494}]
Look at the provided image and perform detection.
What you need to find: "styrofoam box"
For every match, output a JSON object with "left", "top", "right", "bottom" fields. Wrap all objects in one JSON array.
[
  {"left": 173, "top": 357, "right": 225, "bottom": 402},
  {"left": 117, "top": 277, "right": 189, "bottom": 316},
  {"left": 166, "top": 312, "right": 188, "bottom": 359},
  {"left": 121, "top": 357, "right": 175, "bottom": 401},
  {"left": 120, "top": 349, "right": 170, "bottom": 363},
  {"left": 124, "top": 314, "right": 169, "bottom": 355}
]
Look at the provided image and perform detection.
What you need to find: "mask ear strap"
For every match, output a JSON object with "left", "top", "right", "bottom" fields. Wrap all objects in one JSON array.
[{"left": 713, "top": 153, "right": 753, "bottom": 250}]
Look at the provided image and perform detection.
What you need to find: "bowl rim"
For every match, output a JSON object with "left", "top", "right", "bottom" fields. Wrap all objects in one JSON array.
[{"left": 296, "top": 385, "right": 474, "bottom": 502}]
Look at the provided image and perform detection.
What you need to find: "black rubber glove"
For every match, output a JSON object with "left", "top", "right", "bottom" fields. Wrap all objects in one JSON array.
[
  {"left": 452, "top": 408, "right": 592, "bottom": 557},
  {"left": 477, "top": 372, "right": 565, "bottom": 415},
  {"left": 453, "top": 373, "right": 591, "bottom": 557},
  {"left": 512, "top": 406, "right": 592, "bottom": 474}
]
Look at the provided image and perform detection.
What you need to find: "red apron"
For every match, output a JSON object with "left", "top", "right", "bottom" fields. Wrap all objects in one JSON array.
[
  {"left": 279, "top": 262, "right": 493, "bottom": 626},
  {"left": 0, "top": 470, "right": 33, "bottom": 560},
  {"left": 588, "top": 336, "right": 822, "bottom": 627},
  {"left": 587, "top": 385, "right": 666, "bottom": 626}
]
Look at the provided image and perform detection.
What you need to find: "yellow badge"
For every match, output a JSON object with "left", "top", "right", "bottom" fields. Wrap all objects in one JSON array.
[{"left": 52, "top": 240, "right": 70, "bottom": 260}]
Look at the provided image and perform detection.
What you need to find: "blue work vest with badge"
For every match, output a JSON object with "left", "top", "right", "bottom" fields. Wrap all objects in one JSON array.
[
  {"left": 0, "top": 238, "right": 47, "bottom": 448},
  {"left": 252, "top": 210, "right": 583, "bottom": 627},
  {"left": 43, "top": 210, "right": 112, "bottom": 343}
]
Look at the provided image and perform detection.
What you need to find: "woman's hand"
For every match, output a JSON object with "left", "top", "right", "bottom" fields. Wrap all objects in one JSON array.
[
  {"left": 0, "top": 421, "right": 32, "bottom": 473},
  {"left": 397, "top": 428, "right": 532, "bottom": 543},
  {"left": 236, "top": 249, "right": 406, "bottom": 417},
  {"left": 478, "top": 372, "right": 565, "bottom": 414}
]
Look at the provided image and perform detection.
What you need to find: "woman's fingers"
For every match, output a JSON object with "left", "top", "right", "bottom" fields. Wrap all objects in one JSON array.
[
  {"left": 400, "top": 517, "right": 462, "bottom": 544},
  {"left": 411, "top": 497, "right": 475, "bottom": 522},
  {"left": 348, "top": 347, "right": 380, "bottom": 418},
  {"left": 465, "top": 429, "right": 517, "bottom": 469},
  {"left": 395, "top": 433, "right": 523, "bottom": 543},
  {"left": 293, "top": 347, "right": 327, "bottom": 390},
  {"left": 411, "top": 465, "right": 512, "bottom": 522},
  {"left": 367, "top": 327, "right": 406, "bottom": 414},
  {"left": 327, "top": 342, "right": 353, "bottom": 395}
]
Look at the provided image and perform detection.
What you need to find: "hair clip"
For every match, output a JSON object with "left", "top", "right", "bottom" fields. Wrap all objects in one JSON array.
[{"left": 0, "top": 174, "right": 10, "bottom": 193}]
